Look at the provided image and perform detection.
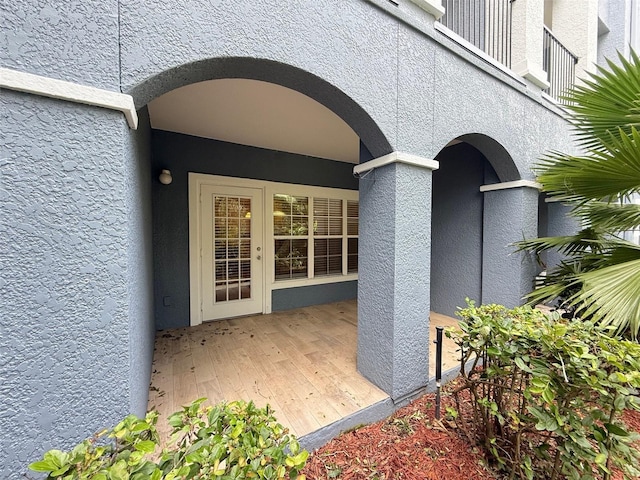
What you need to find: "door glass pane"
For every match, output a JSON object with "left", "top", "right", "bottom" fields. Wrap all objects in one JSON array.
[{"left": 213, "top": 195, "right": 252, "bottom": 303}]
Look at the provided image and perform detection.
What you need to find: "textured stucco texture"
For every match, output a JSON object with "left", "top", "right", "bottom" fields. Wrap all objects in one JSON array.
[
  {"left": 0, "top": 0, "right": 587, "bottom": 474},
  {"left": 358, "top": 163, "right": 432, "bottom": 401},
  {"left": 431, "top": 143, "right": 492, "bottom": 316},
  {"left": 0, "top": 92, "right": 137, "bottom": 475}
]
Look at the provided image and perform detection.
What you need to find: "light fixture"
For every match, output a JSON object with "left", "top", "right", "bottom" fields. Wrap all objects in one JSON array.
[{"left": 159, "top": 169, "right": 172, "bottom": 185}]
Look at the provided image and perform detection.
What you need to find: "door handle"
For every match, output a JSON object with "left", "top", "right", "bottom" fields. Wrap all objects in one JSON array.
[{"left": 257, "top": 255, "right": 262, "bottom": 260}]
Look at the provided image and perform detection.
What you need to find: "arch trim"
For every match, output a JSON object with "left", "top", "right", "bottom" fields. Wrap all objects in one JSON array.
[
  {"left": 1, "top": 67, "right": 138, "bottom": 129},
  {"left": 354, "top": 151, "right": 439, "bottom": 176},
  {"left": 480, "top": 180, "right": 541, "bottom": 192}
]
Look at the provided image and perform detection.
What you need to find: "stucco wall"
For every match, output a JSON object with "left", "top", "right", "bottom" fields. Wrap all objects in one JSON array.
[
  {"left": 151, "top": 130, "right": 358, "bottom": 330},
  {"left": 431, "top": 143, "right": 491, "bottom": 316},
  {"left": 1, "top": 0, "right": 120, "bottom": 89},
  {"left": 125, "top": 107, "right": 155, "bottom": 416},
  {"left": 0, "top": 92, "right": 133, "bottom": 476},
  {"left": 0, "top": 0, "right": 585, "bottom": 472}
]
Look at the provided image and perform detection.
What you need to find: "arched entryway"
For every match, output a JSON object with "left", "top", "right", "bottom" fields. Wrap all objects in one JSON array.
[
  {"left": 431, "top": 134, "right": 538, "bottom": 316},
  {"left": 128, "top": 58, "right": 391, "bottom": 331},
  {"left": 129, "top": 56, "right": 394, "bottom": 441}
]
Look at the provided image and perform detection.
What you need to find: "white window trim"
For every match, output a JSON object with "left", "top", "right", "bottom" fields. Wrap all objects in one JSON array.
[{"left": 189, "top": 173, "right": 358, "bottom": 321}]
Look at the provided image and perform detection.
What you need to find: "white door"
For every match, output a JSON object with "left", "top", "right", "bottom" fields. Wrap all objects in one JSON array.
[{"left": 200, "top": 185, "right": 263, "bottom": 321}]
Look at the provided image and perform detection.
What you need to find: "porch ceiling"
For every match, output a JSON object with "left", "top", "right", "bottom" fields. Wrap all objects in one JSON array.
[
  {"left": 147, "top": 78, "right": 360, "bottom": 164},
  {"left": 148, "top": 300, "right": 461, "bottom": 442}
]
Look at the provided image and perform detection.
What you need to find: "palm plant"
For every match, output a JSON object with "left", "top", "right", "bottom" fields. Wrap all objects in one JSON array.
[{"left": 517, "top": 51, "right": 640, "bottom": 339}]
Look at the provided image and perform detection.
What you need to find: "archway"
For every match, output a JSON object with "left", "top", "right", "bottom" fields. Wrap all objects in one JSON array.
[{"left": 430, "top": 134, "right": 521, "bottom": 317}]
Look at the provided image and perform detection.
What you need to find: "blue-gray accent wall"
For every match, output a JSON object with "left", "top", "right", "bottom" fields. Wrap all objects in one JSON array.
[
  {"left": 272, "top": 281, "right": 358, "bottom": 311},
  {"left": 151, "top": 130, "right": 359, "bottom": 331},
  {"left": 430, "top": 143, "right": 489, "bottom": 317}
]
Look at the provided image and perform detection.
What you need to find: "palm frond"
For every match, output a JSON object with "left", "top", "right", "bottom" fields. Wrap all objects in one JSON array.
[
  {"left": 515, "top": 228, "right": 606, "bottom": 257},
  {"left": 575, "top": 201, "right": 640, "bottom": 233},
  {"left": 536, "top": 127, "right": 640, "bottom": 201},
  {"left": 563, "top": 51, "right": 640, "bottom": 149},
  {"left": 570, "top": 259, "right": 640, "bottom": 339}
]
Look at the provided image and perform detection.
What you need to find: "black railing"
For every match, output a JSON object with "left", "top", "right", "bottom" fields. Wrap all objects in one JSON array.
[
  {"left": 542, "top": 26, "right": 578, "bottom": 102},
  {"left": 439, "top": 0, "right": 514, "bottom": 68}
]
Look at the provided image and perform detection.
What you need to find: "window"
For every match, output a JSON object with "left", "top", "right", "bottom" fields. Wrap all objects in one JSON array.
[
  {"left": 273, "top": 194, "right": 358, "bottom": 281},
  {"left": 274, "top": 195, "right": 308, "bottom": 280}
]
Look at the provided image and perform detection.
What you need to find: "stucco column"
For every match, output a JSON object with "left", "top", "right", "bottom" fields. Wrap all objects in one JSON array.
[
  {"left": 511, "top": 0, "right": 550, "bottom": 90},
  {"left": 481, "top": 181, "right": 540, "bottom": 308},
  {"left": 355, "top": 152, "right": 439, "bottom": 402},
  {"left": 544, "top": 200, "right": 580, "bottom": 273}
]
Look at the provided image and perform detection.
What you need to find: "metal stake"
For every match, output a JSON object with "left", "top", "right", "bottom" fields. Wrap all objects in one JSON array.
[{"left": 434, "top": 326, "right": 444, "bottom": 420}]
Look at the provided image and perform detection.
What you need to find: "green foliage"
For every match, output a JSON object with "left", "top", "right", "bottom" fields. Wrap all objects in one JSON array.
[
  {"left": 29, "top": 399, "right": 308, "bottom": 480},
  {"left": 448, "top": 300, "right": 640, "bottom": 480},
  {"left": 515, "top": 51, "right": 640, "bottom": 339}
]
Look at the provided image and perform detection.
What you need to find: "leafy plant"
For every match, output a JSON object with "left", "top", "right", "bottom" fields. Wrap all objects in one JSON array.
[
  {"left": 516, "top": 51, "right": 640, "bottom": 338},
  {"left": 448, "top": 300, "right": 640, "bottom": 480},
  {"left": 29, "top": 399, "right": 308, "bottom": 480}
]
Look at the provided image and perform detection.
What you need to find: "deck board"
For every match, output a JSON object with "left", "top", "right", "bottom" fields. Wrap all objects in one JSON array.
[{"left": 148, "top": 300, "right": 460, "bottom": 441}]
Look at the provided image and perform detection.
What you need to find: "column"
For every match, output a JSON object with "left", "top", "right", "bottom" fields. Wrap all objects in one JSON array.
[
  {"left": 481, "top": 181, "right": 540, "bottom": 308},
  {"left": 355, "top": 152, "right": 439, "bottom": 402},
  {"left": 511, "top": 0, "right": 550, "bottom": 90},
  {"left": 544, "top": 200, "right": 580, "bottom": 273}
]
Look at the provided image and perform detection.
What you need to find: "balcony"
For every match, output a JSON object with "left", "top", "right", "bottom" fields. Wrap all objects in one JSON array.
[
  {"left": 438, "top": 1, "right": 578, "bottom": 102},
  {"left": 542, "top": 26, "right": 579, "bottom": 102},
  {"left": 439, "top": 0, "right": 514, "bottom": 68}
]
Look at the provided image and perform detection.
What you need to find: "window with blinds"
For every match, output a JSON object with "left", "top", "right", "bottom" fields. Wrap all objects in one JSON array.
[{"left": 273, "top": 194, "right": 358, "bottom": 281}]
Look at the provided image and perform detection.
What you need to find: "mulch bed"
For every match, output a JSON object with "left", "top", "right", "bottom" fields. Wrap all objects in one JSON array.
[
  {"left": 302, "top": 391, "right": 497, "bottom": 479},
  {"left": 302, "top": 387, "right": 640, "bottom": 480}
]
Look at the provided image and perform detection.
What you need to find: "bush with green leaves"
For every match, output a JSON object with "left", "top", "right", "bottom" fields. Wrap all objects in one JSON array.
[
  {"left": 29, "top": 399, "right": 308, "bottom": 480},
  {"left": 448, "top": 301, "right": 640, "bottom": 480}
]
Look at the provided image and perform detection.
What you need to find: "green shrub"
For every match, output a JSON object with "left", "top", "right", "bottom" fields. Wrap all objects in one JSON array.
[
  {"left": 448, "top": 301, "right": 640, "bottom": 480},
  {"left": 29, "top": 399, "right": 308, "bottom": 480}
]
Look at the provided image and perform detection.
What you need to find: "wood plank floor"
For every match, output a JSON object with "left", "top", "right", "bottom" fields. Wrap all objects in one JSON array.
[{"left": 148, "top": 300, "right": 461, "bottom": 441}]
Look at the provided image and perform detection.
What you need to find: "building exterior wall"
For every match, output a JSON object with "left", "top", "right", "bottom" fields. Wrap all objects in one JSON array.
[
  {"left": 0, "top": 92, "right": 135, "bottom": 474},
  {"left": 0, "top": 0, "right": 600, "bottom": 475},
  {"left": 430, "top": 143, "right": 489, "bottom": 316},
  {"left": 151, "top": 130, "right": 358, "bottom": 330}
]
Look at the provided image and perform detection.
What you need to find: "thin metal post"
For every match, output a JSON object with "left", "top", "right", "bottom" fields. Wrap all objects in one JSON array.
[{"left": 434, "top": 325, "right": 444, "bottom": 420}]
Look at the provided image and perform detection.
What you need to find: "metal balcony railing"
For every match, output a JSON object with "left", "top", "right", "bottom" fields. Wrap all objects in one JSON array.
[
  {"left": 439, "top": 0, "right": 514, "bottom": 68},
  {"left": 542, "top": 26, "right": 578, "bottom": 102}
]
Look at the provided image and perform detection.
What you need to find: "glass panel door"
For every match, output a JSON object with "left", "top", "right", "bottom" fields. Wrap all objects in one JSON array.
[{"left": 201, "top": 185, "right": 263, "bottom": 321}]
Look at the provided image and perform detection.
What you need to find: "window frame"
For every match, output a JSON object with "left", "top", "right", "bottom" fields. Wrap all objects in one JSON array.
[{"left": 270, "top": 191, "right": 359, "bottom": 286}]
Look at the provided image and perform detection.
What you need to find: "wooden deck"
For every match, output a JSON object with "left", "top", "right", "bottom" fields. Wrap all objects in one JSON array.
[{"left": 148, "top": 300, "right": 460, "bottom": 441}]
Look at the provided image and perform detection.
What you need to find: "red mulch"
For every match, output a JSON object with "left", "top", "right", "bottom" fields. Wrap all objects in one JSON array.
[
  {"left": 302, "top": 391, "right": 640, "bottom": 480},
  {"left": 302, "top": 392, "right": 497, "bottom": 480}
]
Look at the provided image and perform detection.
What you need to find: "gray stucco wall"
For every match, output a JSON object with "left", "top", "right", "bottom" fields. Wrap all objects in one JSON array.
[
  {"left": 482, "top": 186, "right": 540, "bottom": 308},
  {"left": 1, "top": 0, "right": 120, "bottom": 90},
  {"left": 119, "top": 0, "right": 575, "bottom": 169},
  {"left": 0, "top": 92, "right": 134, "bottom": 476},
  {"left": 358, "top": 162, "right": 432, "bottom": 401},
  {"left": 1, "top": 0, "right": 586, "bottom": 471},
  {"left": 430, "top": 143, "right": 491, "bottom": 316},
  {"left": 125, "top": 107, "right": 155, "bottom": 416},
  {"left": 151, "top": 130, "right": 358, "bottom": 330}
]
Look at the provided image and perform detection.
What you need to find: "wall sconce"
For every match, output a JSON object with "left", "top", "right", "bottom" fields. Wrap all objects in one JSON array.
[{"left": 159, "top": 169, "right": 172, "bottom": 185}]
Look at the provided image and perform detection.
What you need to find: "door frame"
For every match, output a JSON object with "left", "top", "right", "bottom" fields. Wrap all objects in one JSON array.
[
  {"left": 189, "top": 173, "right": 359, "bottom": 326},
  {"left": 189, "top": 174, "right": 268, "bottom": 326}
]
